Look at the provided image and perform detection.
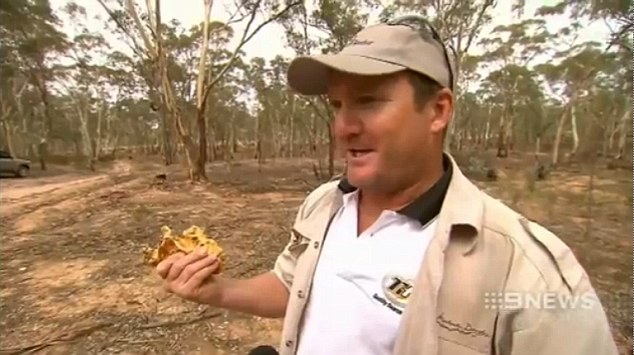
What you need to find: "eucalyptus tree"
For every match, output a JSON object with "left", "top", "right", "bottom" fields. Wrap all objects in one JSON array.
[
  {"left": 97, "top": 0, "right": 300, "bottom": 181},
  {"left": 0, "top": 0, "right": 70, "bottom": 169},
  {"left": 475, "top": 19, "right": 552, "bottom": 157}
]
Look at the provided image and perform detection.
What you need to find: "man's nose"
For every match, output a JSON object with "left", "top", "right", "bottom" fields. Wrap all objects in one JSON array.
[{"left": 333, "top": 107, "right": 362, "bottom": 138}]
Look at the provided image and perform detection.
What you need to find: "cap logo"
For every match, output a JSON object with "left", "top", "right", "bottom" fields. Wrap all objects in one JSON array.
[{"left": 348, "top": 38, "right": 373, "bottom": 46}]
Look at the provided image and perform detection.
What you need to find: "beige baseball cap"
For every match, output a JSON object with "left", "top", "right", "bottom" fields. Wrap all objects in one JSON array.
[{"left": 287, "top": 19, "right": 453, "bottom": 96}]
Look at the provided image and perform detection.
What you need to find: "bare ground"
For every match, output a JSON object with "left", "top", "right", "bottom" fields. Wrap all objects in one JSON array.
[{"left": 0, "top": 155, "right": 630, "bottom": 354}]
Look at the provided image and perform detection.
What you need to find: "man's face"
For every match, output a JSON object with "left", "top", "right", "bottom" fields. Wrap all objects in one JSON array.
[{"left": 327, "top": 71, "right": 451, "bottom": 192}]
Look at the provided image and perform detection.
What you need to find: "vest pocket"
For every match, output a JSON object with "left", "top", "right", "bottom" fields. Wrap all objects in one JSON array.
[{"left": 436, "top": 312, "right": 494, "bottom": 354}]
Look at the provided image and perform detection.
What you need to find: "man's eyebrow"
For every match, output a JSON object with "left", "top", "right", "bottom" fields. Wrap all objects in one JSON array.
[
  {"left": 349, "top": 86, "right": 382, "bottom": 95},
  {"left": 356, "top": 88, "right": 390, "bottom": 97}
]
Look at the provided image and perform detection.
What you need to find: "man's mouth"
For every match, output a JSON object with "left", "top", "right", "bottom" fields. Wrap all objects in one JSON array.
[{"left": 349, "top": 149, "right": 373, "bottom": 158}]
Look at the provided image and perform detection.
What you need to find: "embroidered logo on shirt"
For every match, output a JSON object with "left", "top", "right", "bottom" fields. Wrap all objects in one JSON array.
[
  {"left": 436, "top": 313, "right": 490, "bottom": 338},
  {"left": 372, "top": 274, "right": 414, "bottom": 315}
]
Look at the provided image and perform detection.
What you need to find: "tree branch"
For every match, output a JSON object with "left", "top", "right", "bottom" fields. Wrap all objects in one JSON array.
[
  {"left": 200, "top": 0, "right": 301, "bottom": 109},
  {"left": 124, "top": 0, "right": 156, "bottom": 55},
  {"left": 145, "top": 0, "right": 157, "bottom": 37},
  {"left": 463, "top": 0, "right": 495, "bottom": 56},
  {"left": 196, "top": 0, "right": 214, "bottom": 109},
  {"left": 605, "top": 20, "right": 633, "bottom": 51},
  {"left": 94, "top": 0, "right": 147, "bottom": 59},
  {"left": 226, "top": 0, "right": 250, "bottom": 25}
]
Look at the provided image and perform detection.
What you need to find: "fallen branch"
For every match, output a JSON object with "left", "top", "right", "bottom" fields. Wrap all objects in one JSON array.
[
  {"left": 112, "top": 338, "right": 157, "bottom": 345},
  {"left": 139, "top": 311, "right": 222, "bottom": 330}
]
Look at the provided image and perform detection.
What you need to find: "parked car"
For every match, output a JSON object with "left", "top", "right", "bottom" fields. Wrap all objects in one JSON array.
[{"left": 0, "top": 150, "right": 31, "bottom": 177}]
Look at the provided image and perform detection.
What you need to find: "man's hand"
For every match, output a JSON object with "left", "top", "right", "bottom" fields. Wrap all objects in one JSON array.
[
  {"left": 156, "top": 248, "right": 223, "bottom": 305},
  {"left": 155, "top": 248, "right": 290, "bottom": 318}
]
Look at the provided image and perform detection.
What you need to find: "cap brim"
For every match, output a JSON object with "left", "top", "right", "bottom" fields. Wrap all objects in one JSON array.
[{"left": 287, "top": 54, "right": 406, "bottom": 95}]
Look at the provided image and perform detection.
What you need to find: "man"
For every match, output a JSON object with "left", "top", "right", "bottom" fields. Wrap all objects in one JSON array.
[{"left": 155, "top": 15, "right": 619, "bottom": 355}]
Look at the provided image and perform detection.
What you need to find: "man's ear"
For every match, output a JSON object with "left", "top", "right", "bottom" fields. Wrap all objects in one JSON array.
[{"left": 429, "top": 89, "right": 453, "bottom": 134}]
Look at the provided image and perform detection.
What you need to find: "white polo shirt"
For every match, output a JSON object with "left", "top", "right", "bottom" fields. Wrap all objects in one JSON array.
[{"left": 295, "top": 190, "right": 438, "bottom": 355}]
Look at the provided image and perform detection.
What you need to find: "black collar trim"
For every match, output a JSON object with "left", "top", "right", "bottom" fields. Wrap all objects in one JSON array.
[{"left": 337, "top": 154, "right": 453, "bottom": 226}]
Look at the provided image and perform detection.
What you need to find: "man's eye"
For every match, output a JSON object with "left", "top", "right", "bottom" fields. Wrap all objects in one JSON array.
[{"left": 357, "top": 96, "right": 376, "bottom": 104}]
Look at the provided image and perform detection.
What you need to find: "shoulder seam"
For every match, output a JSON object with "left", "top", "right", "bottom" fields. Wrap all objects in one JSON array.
[
  {"left": 482, "top": 224, "right": 551, "bottom": 289},
  {"left": 300, "top": 180, "right": 339, "bottom": 219}
]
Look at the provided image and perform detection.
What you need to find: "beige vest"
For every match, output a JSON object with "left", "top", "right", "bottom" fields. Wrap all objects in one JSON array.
[{"left": 272, "top": 155, "right": 618, "bottom": 355}]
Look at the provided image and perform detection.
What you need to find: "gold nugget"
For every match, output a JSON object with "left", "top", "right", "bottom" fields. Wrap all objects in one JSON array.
[{"left": 143, "top": 225, "right": 225, "bottom": 274}]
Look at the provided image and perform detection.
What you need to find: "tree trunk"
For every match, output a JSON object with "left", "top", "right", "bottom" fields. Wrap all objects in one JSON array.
[
  {"left": 552, "top": 104, "right": 570, "bottom": 167},
  {"left": 270, "top": 112, "right": 278, "bottom": 161},
  {"left": 76, "top": 97, "right": 95, "bottom": 171},
  {"left": 73, "top": 138, "right": 82, "bottom": 158},
  {"left": 32, "top": 72, "right": 53, "bottom": 171},
  {"left": 599, "top": 104, "right": 619, "bottom": 154},
  {"left": 484, "top": 114, "right": 491, "bottom": 150},
  {"left": 37, "top": 136, "right": 48, "bottom": 170},
  {"left": 150, "top": 0, "right": 202, "bottom": 180},
  {"left": 535, "top": 137, "right": 541, "bottom": 155},
  {"left": 254, "top": 116, "right": 259, "bottom": 159},
  {"left": 183, "top": 134, "right": 201, "bottom": 180},
  {"left": 208, "top": 128, "right": 217, "bottom": 162},
  {"left": 1, "top": 116, "right": 14, "bottom": 157},
  {"left": 327, "top": 121, "right": 335, "bottom": 178},
  {"left": 288, "top": 95, "right": 295, "bottom": 158},
  {"left": 195, "top": 108, "right": 208, "bottom": 180},
  {"left": 94, "top": 101, "right": 104, "bottom": 162},
  {"left": 229, "top": 114, "right": 236, "bottom": 161},
  {"left": 310, "top": 114, "right": 317, "bottom": 158},
  {"left": 570, "top": 105, "right": 579, "bottom": 156},
  {"left": 615, "top": 100, "right": 631, "bottom": 160},
  {"left": 256, "top": 116, "right": 264, "bottom": 169},
  {"left": 158, "top": 56, "right": 202, "bottom": 180},
  {"left": 160, "top": 108, "right": 174, "bottom": 165},
  {"left": 496, "top": 114, "right": 508, "bottom": 158}
]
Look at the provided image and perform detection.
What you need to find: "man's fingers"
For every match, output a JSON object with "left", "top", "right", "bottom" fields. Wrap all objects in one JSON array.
[
  {"left": 184, "top": 259, "right": 220, "bottom": 290},
  {"left": 166, "top": 252, "right": 207, "bottom": 281},
  {"left": 180, "top": 255, "right": 218, "bottom": 284},
  {"left": 156, "top": 252, "right": 184, "bottom": 279},
  {"left": 166, "top": 250, "right": 212, "bottom": 281}
]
